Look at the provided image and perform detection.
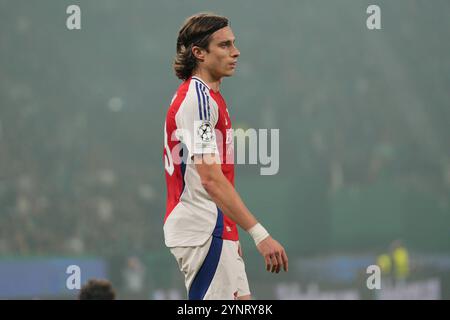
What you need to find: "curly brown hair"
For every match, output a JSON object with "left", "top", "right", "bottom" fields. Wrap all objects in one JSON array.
[{"left": 173, "top": 13, "right": 229, "bottom": 80}]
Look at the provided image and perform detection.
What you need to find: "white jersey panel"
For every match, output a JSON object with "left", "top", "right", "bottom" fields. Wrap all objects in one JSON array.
[
  {"left": 164, "top": 78, "right": 222, "bottom": 247},
  {"left": 175, "top": 79, "right": 219, "bottom": 158}
]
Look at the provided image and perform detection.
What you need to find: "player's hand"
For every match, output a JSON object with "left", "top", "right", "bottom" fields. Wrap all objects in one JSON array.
[{"left": 256, "top": 236, "right": 288, "bottom": 273}]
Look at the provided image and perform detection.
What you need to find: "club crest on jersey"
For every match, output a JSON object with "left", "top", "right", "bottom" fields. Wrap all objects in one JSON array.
[{"left": 197, "top": 121, "right": 214, "bottom": 142}]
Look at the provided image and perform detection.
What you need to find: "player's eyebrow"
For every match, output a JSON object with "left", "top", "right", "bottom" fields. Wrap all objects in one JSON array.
[{"left": 217, "top": 39, "right": 236, "bottom": 46}]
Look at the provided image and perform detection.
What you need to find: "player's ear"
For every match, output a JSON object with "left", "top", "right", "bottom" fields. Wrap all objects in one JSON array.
[{"left": 192, "top": 46, "right": 206, "bottom": 62}]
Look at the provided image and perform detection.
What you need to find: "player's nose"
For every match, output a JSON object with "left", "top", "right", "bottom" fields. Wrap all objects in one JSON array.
[{"left": 231, "top": 45, "right": 240, "bottom": 58}]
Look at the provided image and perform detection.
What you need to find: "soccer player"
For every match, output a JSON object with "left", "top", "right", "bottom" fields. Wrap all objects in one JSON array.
[{"left": 163, "top": 13, "right": 288, "bottom": 300}]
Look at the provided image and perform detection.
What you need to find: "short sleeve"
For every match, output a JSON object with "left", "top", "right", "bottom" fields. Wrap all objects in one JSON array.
[{"left": 175, "top": 80, "right": 219, "bottom": 159}]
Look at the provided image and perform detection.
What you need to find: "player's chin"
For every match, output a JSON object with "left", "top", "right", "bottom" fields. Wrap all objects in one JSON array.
[{"left": 223, "top": 68, "right": 237, "bottom": 77}]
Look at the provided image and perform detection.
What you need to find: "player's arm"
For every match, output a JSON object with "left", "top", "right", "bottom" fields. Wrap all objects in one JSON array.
[{"left": 195, "top": 153, "right": 288, "bottom": 273}]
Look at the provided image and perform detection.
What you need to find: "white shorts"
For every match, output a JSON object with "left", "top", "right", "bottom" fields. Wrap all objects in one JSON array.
[{"left": 170, "top": 236, "right": 251, "bottom": 300}]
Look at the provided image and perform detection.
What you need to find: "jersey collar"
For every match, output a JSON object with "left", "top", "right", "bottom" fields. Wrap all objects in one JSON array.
[{"left": 191, "top": 76, "right": 211, "bottom": 91}]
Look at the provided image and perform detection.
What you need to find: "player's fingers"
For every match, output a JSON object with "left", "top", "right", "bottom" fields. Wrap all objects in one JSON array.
[
  {"left": 281, "top": 250, "right": 289, "bottom": 272},
  {"left": 270, "top": 254, "right": 278, "bottom": 273},
  {"left": 275, "top": 252, "right": 283, "bottom": 273},
  {"left": 264, "top": 254, "right": 271, "bottom": 272}
]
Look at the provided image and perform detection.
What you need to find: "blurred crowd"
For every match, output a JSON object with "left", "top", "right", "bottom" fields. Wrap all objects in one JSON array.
[{"left": 1, "top": 0, "right": 450, "bottom": 260}]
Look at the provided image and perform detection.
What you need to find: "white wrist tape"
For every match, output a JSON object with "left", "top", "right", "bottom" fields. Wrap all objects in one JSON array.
[{"left": 248, "top": 223, "right": 270, "bottom": 246}]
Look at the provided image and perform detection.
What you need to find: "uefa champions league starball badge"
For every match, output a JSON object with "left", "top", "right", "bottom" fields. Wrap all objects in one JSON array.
[{"left": 197, "top": 122, "right": 214, "bottom": 142}]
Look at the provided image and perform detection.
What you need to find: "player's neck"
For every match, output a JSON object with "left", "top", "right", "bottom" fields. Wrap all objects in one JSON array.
[{"left": 192, "top": 71, "right": 221, "bottom": 93}]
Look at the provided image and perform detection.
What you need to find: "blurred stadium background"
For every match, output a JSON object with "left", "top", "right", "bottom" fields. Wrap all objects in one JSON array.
[{"left": 0, "top": 0, "right": 449, "bottom": 299}]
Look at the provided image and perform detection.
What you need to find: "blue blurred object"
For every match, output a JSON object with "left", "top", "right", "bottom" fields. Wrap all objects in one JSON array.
[{"left": 0, "top": 258, "right": 107, "bottom": 299}]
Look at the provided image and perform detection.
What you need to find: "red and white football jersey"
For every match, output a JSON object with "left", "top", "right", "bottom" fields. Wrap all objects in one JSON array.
[{"left": 163, "top": 76, "right": 238, "bottom": 247}]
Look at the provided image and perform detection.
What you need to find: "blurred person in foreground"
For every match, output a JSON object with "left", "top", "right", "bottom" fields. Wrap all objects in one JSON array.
[
  {"left": 78, "top": 279, "right": 116, "bottom": 300},
  {"left": 162, "top": 12, "right": 288, "bottom": 300}
]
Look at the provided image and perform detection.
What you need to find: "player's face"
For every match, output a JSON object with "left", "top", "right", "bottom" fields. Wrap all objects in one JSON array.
[{"left": 204, "top": 26, "right": 240, "bottom": 79}]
